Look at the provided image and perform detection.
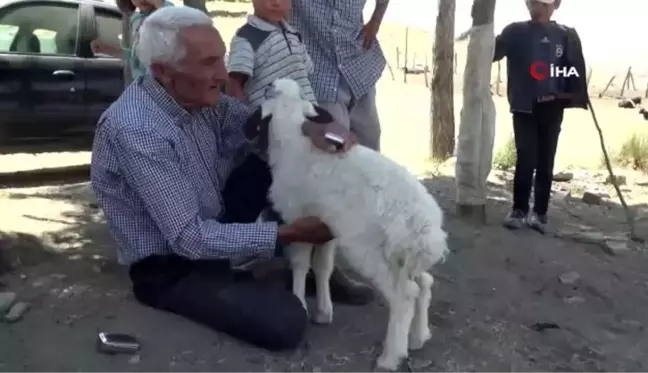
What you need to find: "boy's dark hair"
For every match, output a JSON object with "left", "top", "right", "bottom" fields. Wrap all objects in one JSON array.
[{"left": 117, "top": 0, "right": 136, "bottom": 14}]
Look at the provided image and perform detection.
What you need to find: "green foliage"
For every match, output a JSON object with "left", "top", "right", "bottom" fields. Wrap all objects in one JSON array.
[
  {"left": 493, "top": 135, "right": 517, "bottom": 171},
  {"left": 617, "top": 131, "right": 648, "bottom": 173}
]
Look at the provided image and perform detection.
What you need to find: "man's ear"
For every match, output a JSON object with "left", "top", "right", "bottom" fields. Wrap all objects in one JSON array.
[
  {"left": 244, "top": 108, "right": 272, "bottom": 140},
  {"left": 305, "top": 105, "right": 334, "bottom": 124}
]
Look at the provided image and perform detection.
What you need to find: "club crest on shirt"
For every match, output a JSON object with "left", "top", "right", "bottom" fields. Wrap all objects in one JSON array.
[{"left": 555, "top": 44, "right": 564, "bottom": 58}]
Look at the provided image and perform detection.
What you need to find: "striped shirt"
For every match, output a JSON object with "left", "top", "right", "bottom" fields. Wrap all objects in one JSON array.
[
  {"left": 90, "top": 74, "right": 279, "bottom": 265},
  {"left": 227, "top": 15, "right": 316, "bottom": 108},
  {"left": 289, "top": 0, "right": 388, "bottom": 102}
]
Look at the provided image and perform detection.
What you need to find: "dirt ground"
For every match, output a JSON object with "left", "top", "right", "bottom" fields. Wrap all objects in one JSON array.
[{"left": 1, "top": 160, "right": 648, "bottom": 371}]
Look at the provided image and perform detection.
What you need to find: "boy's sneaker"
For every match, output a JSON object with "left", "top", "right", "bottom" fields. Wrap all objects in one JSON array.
[
  {"left": 526, "top": 212, "right": 548, "bottom": 233},
  {"left": 503, "top": 209, "right": 527, "bottom": 229}
]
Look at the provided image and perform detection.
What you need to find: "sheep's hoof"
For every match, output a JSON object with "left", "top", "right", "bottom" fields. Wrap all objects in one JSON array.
[
  {"left": 312, "top": 309, "right": 333, "bottom": 325},
  {"left": 408, "top": 327, "right": 431, "bottom": 350},
  {"left": 374, "top": 354, "right": 410, "bottom": 372}
]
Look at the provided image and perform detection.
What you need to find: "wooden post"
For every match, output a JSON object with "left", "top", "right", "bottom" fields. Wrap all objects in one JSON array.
[
  {"left": 599, "top": 75, "right": 615, "bottom": 98},
  {"left": 620, "top": 67, "right": 632, "bottom": 97},
  {"left": 586, "top": 66, "right": 592, "bottom": 88},
  {"left": 404, "top": 27, "right": 409, "bottom": 83},
  {"left": 396, "top": 47, "right": 400, "bottom": 69},
  {"left": 645, "top": 82, "right": 648, "bottom": 99}
]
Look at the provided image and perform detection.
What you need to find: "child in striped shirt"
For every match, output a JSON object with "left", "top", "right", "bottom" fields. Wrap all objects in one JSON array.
[{"left": 226, "top": 0, "right": 316, "bottom": 107}]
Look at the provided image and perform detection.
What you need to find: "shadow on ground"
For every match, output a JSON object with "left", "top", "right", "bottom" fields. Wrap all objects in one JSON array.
[{"left": 1, "top": 177, "right": 648, "bottom": 371}]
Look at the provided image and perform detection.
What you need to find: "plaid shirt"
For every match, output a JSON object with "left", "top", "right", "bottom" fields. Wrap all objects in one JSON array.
[
  {"left": 290, "top": 0, "right": 387, "bottom": 102},
  {"left": 90, "top": 75, "right": 278, "bottom": 265}
]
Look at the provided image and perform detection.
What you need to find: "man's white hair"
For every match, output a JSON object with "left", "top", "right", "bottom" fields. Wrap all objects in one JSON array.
[{"left": 136, "top": 6, "right": 214, "bottom": 69}]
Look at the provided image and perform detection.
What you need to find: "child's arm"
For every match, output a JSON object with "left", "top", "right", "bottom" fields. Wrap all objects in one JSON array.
[
  {"left": 226, "top": 36, "right": 255, "bottom": 101},
  {"left": 302, "top": 48, "right": 314, "bottom": 74}
]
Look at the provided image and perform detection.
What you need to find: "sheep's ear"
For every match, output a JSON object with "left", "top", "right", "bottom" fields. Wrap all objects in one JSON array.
[
  {"left": 244, "top": 107, "right": 272, "bottom": 140},
  {"left": 306, "top": 105, "right": 334, "bottom": 124}
]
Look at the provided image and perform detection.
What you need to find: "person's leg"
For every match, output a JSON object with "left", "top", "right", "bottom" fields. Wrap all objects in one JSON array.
[
  {"left": 504, "top": 112, "right": 538, "bottom": 229},
  {"left": 348, "top": 85, "right": 381, "bottom": 151},
  {"left": 528, "top": 103, "right": 564, "bottom": 233},
  {"left": 129, "top": 255, "right": 308, "bottom": 351}
]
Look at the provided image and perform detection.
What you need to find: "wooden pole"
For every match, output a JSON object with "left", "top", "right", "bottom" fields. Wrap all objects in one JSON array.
[
  {"left": 599, "top": 75, "right": 615, "bottom": 98},
  {"left": 404, "top": 27, "right": 409, "bottom": 83}
]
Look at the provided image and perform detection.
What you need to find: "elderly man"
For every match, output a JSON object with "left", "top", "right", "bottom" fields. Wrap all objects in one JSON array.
[
  {"left": 289, "top": 0, "right": 389, "bottom": 152},
  {"left": 91, "top": 6, "right": 369, "bottom": 351},
  {"left": 494, "top": 0, "right": 587, "bottom": 233}
]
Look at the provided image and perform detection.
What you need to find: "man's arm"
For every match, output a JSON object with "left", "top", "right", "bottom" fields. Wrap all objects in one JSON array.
[
  {"left": 226, "top": 36, "right": 255, "bottom": 100},
  {"left": 370, "top": 0, "right": 389, "bottom": 26},
  {"left": 113, "top": 126, "right": 280, "bottom": 260},
  {"left": 493, "top": 23, "right": 514, "bottom": 62}
]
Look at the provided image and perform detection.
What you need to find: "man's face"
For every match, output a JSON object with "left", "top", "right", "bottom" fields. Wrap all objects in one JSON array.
[
  {"left": 528, "top": 0, "right": 556, "bottom": 21},
  {"left": 153, "top": 25, "right": 228, "bottom": 109},
  {"left": 252, "top": 0, "right": 291, "bottom": 22}
]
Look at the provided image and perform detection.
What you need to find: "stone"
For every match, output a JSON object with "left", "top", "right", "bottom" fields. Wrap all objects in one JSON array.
[
  {"left": 4, "top": 301, "right": 29, "bottom": 322},
  {"left": 0, "top": 292, "right": 17, "bottom": 314},
  {"left": 581, "top": 192, "right": 603, "bottom": 205},
  {"left": 602, "top": 238, "right": 631, "bottom": 255},
  {"left": 456, "top": 204, "right": 487, "bottom": 225},
  {"left": 50, "top": 273, "right": 67, "bottom": 280},
  {"left": 635, "top": 178, "right": 648, "bottom": 187},
  {"left": 559, "top": 271, "right": 580, "bottom": 284},
  {"left": 605, "top": 175, "right": 626, "bottom": 186},
  {"left": 128, "top": 355, "right": 141, "bottom": 364},
  {"left": 564, "top": 296, "right": 585, "bottom": 304},
  {"left": 553, "top": 172, "right": 574, "bottom": 182}
]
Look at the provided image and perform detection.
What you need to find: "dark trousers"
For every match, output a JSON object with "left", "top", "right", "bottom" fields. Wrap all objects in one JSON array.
[
  {"left": 129, "top": 155, "right": 308, "bottom": 351},
  {"left": 512, "top": 102, "right": 564, "bottom": 215}
]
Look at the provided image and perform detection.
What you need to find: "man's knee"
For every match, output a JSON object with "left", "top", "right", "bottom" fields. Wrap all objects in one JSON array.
[{"left": 255, "top": 291, "right": 308, "bottom": 350}]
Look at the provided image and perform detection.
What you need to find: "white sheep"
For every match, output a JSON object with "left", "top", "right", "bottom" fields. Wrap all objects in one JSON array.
[{"left": 258, "top": 78, "right": 449, "bottom": 371}]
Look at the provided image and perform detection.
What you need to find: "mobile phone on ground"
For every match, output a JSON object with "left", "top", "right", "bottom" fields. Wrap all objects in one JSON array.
[{"left": 96, "top": 332, "right": 141, "bottom": 354}]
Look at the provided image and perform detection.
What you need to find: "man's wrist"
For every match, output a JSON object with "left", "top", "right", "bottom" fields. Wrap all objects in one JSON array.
[{"left": 277, "top": 224, "right": 298, "bottom": 244}]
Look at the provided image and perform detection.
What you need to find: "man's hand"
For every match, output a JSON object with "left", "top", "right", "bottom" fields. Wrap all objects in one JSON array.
[
  {"left": 361, "top": 19, "right": 380, "bottom": 49},
  {"left": 303, "top": 121, "right": 358, "bottom": 153},
  {"left": 90, "top": 39, "right": 120, "bottom": 57},
  {"left": 278, "top": 216, "right": 334, "bottom": 245}
]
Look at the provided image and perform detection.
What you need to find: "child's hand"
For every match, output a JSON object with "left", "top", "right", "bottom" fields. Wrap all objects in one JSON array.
[{"left": 226, "top": 73, "right": 248, "bottom": 102}]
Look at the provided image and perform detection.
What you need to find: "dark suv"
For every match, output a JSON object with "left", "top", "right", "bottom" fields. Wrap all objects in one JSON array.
[{"left": 0, "top": 0, "right": 124, "bottom": 151}]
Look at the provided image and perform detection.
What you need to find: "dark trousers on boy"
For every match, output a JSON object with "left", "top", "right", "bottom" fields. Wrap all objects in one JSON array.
[{"left": 504, "top": 101, "right": 564, "bottom": 231}]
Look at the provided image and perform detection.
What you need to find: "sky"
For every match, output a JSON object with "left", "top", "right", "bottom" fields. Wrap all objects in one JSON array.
[{"left": 364, "top": 0, "right": 648, "bottom": 70}]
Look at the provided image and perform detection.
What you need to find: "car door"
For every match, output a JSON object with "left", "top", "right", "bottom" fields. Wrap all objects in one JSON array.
[
  {"left": 0, "top": 0, "right": 86, "bottom": 147},
  {"left": 82, "top": 4, "right": 125, "bottom": 127}
]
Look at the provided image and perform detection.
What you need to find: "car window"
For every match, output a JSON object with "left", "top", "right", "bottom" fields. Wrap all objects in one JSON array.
[
  {"left": 95, "top": 9, "right": 122, "bottom": 59},
  {"left": 0, "top": 3, "right": 79, "bottom": 56}
]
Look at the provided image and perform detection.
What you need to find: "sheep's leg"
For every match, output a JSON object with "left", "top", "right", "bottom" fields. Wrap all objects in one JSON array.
[
  {"left": 375, "top": 277, "right": 419, "bottom": 371},
  {"left": 285, "top": 243, "right": 314, "bottom": 314},
  {"left": 408, "top": 272, "right": 434, "bottom": 350},
  {"left": 310, "top": 240, "right": 336, "bottom": 325}
]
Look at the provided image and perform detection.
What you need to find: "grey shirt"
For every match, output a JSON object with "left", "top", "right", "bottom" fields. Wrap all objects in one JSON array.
[{"left": 494, "top": 21, "right": 569, "bottom": 113}]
